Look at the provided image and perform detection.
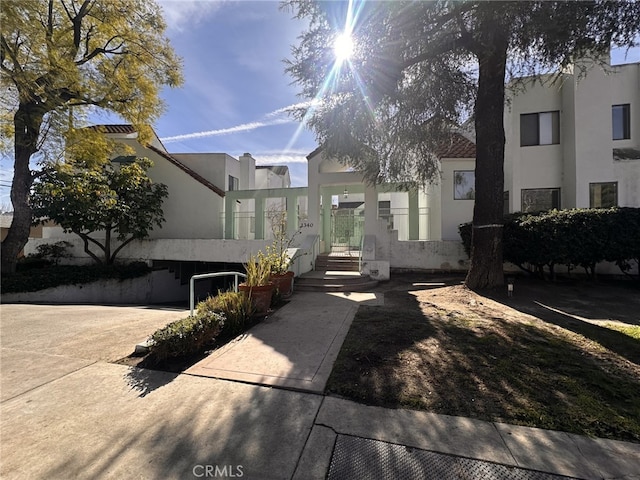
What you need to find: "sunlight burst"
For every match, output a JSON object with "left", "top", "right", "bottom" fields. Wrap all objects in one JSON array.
[{"left": 334, "top": 33, "right": 354, "bottom": 62}]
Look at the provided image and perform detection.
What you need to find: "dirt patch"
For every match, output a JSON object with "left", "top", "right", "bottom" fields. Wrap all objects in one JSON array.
[{"left": 327, "top": 274, "right": 640, "bottom": 442}]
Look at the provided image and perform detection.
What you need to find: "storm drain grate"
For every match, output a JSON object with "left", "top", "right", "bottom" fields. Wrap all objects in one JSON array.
[{"left": 327, "top": 435, "right": 577, "bottom": 480}]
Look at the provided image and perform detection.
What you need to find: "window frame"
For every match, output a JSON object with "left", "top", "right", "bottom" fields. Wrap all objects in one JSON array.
[
  {"left": 612, "top": 104, "right": 631, "bottom": 140},
  {"left": 589, "top": 182, "right": 618, "bottom": 208},
  {"left": 521, "top": 188, "right": 561, "bottom": 213},
  {"left": 228, "top": 175, "right": 239, "bottom": 191},
  {"left": 520, "top": 111, "right": 560, "bottom": 147}
]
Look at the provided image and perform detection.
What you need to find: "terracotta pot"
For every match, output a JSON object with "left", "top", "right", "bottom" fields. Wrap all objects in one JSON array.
[
  {"left": 238, "top": 282, "right": 274, "bottom": 316},
  {"left": 270, "top": 271, "right": 294, "bottom": 298}
]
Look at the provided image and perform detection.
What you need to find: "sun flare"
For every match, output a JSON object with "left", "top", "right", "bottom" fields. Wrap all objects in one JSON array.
[{"left": 334, "top": 33, "right": 354, "bottom": 62}]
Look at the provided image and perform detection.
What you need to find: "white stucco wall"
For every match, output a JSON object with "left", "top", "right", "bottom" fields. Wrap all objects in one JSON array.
[
  {"left": 505, "top": 76, "right": 565, "bottom": 211},
  {"left": 171, "top": 153, "right": 241, "bottom": 190},
  {"left": 98, "top": 138, "right": 226, "bottom": 239},
  {"left": 504, "top": 59, "right": 640, "bottom": 211},
  {"left": 440, "top": 158, "right": 475, "bottom": 240}
]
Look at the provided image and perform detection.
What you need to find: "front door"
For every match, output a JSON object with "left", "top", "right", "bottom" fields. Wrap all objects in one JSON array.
[{"left": 330, "top": 208, "right": 364, "bottom": 252}]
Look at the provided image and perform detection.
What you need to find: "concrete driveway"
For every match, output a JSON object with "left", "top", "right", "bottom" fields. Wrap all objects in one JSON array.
[{"left": 0, "top": 304, "right": 321, "bottom": 479}]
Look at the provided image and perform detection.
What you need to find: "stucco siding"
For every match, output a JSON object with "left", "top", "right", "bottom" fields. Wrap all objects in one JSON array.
[{"left": 440, "top": 159, "right": 475, "bottom": 240}]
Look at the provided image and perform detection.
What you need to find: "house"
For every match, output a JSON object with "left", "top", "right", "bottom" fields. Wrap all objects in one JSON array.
[
  {"left": 504, "top": 55, "right": 640, "bottom": 213},
  {"left": 28, "top": 52, "right": 638, "bottom": 279}
]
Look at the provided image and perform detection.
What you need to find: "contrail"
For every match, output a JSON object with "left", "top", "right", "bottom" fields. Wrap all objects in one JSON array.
[
  {"left": 160, "top": 101, "right": 318, "bottom": 143},
  {"left": 160, "top": 118, "right": 292, "bottom": 143}
]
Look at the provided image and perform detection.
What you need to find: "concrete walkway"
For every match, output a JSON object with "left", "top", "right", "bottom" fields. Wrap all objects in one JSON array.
[
  {"left": 186, "top": 291, "right": 383, "bottom": 392},
  {"left": 1, "top": 300, "right": 639, "bottom": 479}
]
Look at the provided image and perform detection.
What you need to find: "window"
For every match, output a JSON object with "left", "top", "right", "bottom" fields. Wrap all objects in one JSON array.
[
  {"left": 612, "top": 104, "right": 630, "bottom": 140},
  {"left": 228, "top": 175, "right": 239, "bottom": 191},
  {"left": 520, "top": 111, "right": 560, "bottom": 146},
  {"left": 454, "top": 171, "right": 475, "bottom": 200},
  {"left": 378, "top": 200, "right": 391, "bottom": 219},
  {"left": 503, "top": 191, "right": 510, "bottom": 215},
  {"left": 521, "top": 188, "right": 560, "bottom": 212},
  {"left": 589, "top": 182, "right": 618, "bottom": 208}
]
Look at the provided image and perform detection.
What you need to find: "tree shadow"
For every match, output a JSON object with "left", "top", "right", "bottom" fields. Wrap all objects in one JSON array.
[
  {"left": 123, "top": 364, "right": 180, "bottom": 397},
  {"left": 327, "top": 276, "right": 640, "bottom": 442},
  {"left": 483, "top": 279, "right": 640, "bottom": 366}
]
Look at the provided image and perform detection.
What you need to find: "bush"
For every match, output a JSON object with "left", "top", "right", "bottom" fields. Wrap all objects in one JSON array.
[
  {"left": 1, "top": 262, "right": 152, "bottom": 294},
  {"left": 196, "top": 291, "right": 255, "bottom": 337},
  {"left": 149, "top": 311, "right": 225, "bottom": 362},
  {"left": 459, "top": 208, "right": 640, "bottom": 279},
  {"left": 32, "top": 241, "right": 73, "bottom": 265}
]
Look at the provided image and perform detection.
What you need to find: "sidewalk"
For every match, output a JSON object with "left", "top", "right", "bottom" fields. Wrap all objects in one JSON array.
[
  {"left": 295, "top": 396, "right": 640, "bottom": 480},
  {"left": 186, "top": 291, "right": 383, "bottom": 392},
  {"left": 186, "top": 289, "right": 640, "bottom": 479},
  {"left": 1, "top": 299, "right": 639, "bottom": 479}
]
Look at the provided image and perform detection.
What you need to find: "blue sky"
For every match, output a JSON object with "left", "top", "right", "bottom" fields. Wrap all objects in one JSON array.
[
  {"left": 1, "top": 0, "right": 639, "bottom": 207},
  {"left": 113, "top": 0, "right": 316, "bottom": 188}
]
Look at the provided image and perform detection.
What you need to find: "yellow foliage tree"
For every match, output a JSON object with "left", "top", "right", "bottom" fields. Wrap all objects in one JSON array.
[{"left": 0, "top": 0, "right": 183, "bottom": 272}]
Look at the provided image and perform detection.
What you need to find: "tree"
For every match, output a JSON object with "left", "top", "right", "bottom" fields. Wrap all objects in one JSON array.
[
  {"left": 31, "top": 158, "right": 168, "bottom": 265},
  {"left": 1, "top": 0, "right": 183, "bottom": 273},
  {"left": 283, "top": 0, "right": 640, "bottom": 289}
]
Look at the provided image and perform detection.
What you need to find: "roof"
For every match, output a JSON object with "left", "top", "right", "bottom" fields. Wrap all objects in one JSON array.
[
  {"left": 90, "top": 124, "right": 137, "bottom": 135},
  {"left": 307, "top": 146, "right": 323, "bottom": 160},
  {"left": 87, "top": 124, "right": 224, "bottom": 198},
  {"left": 256, "top": 165, "right": 289, "bottom": 176},
  {"left": 307, "top": 133, "right": 476, "bottom": 162},
  {"left": 147, "top": 145, "right": 226, "bottom": 198},
  {"left": 436, "top": 133, "right": 476, "bottom": 159},
  {"left": 613, "top": 148, "right": 640, "bottom": 161}
]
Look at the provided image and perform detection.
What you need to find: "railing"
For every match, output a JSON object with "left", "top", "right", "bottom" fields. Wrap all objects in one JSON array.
[
  {"left": 189, "top": 271, "right": 247, "bottom": 317},
  {"left": 379, "top": 207, "right": 430, "bottom": 241}
]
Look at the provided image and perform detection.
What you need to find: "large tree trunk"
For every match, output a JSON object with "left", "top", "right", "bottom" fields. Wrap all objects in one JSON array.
[
  {"left": 465, "top": 17, "right": 508, "bottom": 290},
  {"left": 1, "top": 105, "right": 43, "bottom": 274}
]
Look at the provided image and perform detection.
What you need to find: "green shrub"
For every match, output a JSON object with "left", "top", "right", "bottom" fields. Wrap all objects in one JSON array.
[
  {"left": 32, "top": 241, "right": 73, "bottom": 265},
  {"left": 459, "top": 208, "right": 640, "bottom": 279},
  {"left": 1, "top": 262, "right": 152, "bottom": 294},
  {"left": 149, "top": 311, "right": 225, "bottom": 362},
  {"left": 197, "top": 291, "right": 255, "bottom": 336}
]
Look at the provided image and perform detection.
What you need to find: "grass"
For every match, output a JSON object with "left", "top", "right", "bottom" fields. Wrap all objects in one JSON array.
[
  {"left": 327, "top": 282, "right": 640, "bottom": 443},
  {"left": 604, "top": 323, "right": 640, "bottom": 340}
]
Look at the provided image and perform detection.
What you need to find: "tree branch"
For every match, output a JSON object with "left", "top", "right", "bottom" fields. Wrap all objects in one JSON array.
[
  {"left": 109, "top": 236, "right": 136, "bottom": 264},
  {"left": 76, "top": 231, "right": 104, "bottom": 265}
]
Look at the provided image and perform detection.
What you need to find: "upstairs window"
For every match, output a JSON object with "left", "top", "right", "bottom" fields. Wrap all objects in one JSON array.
[
  {"left": 612, "top": 104, "right": 630, "bottom": 140},
  {"left": 520, "top": 111, "right": 560, "bottom": 146},
  {"left": 228, "top": 175, "right": 239, "bottom": 191},
  {"left": 589, "top": 182, "right": 618, "bottom": 208}
]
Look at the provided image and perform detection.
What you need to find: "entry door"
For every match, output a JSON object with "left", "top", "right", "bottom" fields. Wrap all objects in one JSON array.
[{"left": 330, "top": 208, "right": 363, "bottom": 251}]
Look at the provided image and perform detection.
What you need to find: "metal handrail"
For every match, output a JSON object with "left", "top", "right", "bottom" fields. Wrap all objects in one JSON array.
[{"left": 189, "top": 271, "right": 247, "bottom": 317}]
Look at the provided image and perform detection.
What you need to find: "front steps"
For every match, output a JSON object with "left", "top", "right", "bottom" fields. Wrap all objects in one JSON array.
[
  {"left": 314, "top": 253, "right": 360, "bottom": 272},
  {"left": 295, "top": 252, "right": 378, "bottom": 292},
  {"left": 295, "top": 271, "right": 378, "bottom": 292}
]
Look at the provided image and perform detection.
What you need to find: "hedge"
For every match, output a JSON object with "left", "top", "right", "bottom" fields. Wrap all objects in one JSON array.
[{"left": 459, "top": 208, "right": 640, "bottom": 279}]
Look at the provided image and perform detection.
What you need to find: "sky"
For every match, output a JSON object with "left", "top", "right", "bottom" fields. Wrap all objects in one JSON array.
[
  {"left": 96, "top": 0, "right": 317, "bottom": 188},
  {"left": 1, "top": 0, "right": 639, "bottom": 207}
]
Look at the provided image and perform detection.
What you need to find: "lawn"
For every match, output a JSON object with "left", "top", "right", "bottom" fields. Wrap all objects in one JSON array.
[{"left": 327, "top": 275, "right": 640, "bottom": 443}]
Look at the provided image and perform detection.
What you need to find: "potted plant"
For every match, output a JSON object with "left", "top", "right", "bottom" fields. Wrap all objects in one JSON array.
[
  {"left": 238, "top": 252, "right": 274, "bottom": 316},
  {"left": 264, "top": 243, "right": 295, "bottom": 298},
  {"left": 264, "top": 208, "right": 300, "bottom": 298}
]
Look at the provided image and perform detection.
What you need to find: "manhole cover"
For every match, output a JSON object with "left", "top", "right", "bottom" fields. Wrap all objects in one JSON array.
[{"left": 327, "top": 435, "right": 577, "bottom": 480}]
